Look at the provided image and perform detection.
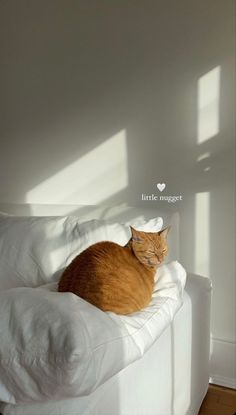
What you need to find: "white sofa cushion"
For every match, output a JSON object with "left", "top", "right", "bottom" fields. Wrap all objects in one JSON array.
[
  {"left": 0, "top": 261, "right": 186, "bottom": 404},
  {"left": 0, "top": 213, "right": 163, "bottom": 290}
]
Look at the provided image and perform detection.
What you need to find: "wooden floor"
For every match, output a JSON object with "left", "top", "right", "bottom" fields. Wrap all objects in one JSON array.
[{"left": 198, "top": 384, "right": 236, "bottom": 415}]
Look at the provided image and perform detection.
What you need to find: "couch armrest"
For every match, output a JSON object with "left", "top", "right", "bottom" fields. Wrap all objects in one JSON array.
[
  {"left": 185, "top": 272, "right": 212, "bottom": 295},
  {"left": 181, "top": 273, "right": 212, "bottom": 415}
]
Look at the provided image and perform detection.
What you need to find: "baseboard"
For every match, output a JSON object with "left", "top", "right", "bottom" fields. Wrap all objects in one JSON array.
[
  {"left": 210, "top": 337, "right": 236, "bottom": 389},
  {"left": 210, "top": 375, "right": 236, "bottom": 389}
]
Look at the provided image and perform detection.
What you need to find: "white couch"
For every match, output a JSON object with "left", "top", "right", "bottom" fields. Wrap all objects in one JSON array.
[{"left": 0, "top": 204, "right": 212, "bottom": 415}]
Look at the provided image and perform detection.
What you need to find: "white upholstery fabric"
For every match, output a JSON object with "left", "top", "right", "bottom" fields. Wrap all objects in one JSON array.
[
  {"left": 0, "top": 203, "right": 180, "bottom": 261},
  {"left": 0, "top": 213, "right": 162, "bottom": 290},
  {"left": 0, "top": 204, "right": 211, "bottom": 415},
  {"left": 0, "top": 274, "right": 212, "bottom": 415},
  {"left": 0, "top": 261, "right": 186, "bottom": 404}
]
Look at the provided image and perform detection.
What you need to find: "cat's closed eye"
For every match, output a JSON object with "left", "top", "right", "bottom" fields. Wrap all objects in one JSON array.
[
  {"left": 146, "top": 250, "right": 155, "bottom": 255},
  {"left": 144, "top": 254, "right": 153, "bottom": 260}
]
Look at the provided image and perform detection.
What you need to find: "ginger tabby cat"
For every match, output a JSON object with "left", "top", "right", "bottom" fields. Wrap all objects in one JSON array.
[{"left": 58, "top": 226, "right": 169, "bottom": 314}]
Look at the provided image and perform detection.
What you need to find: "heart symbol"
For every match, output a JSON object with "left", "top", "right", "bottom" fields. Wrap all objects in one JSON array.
[{"left": 157, "top": 183, "right": 166, "bottom": 192}]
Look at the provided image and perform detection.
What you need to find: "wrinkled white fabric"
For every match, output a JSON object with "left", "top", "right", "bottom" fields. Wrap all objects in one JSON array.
[
  {"left": 0, "top": 261, "right": 186, "bottom": 404},
  {"left": 0, "top": 214, "right": 163, "bottom": 290}
]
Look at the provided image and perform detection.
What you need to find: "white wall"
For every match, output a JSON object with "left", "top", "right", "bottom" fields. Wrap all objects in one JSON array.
[{"left": 0, "top": 0, "right": 235, "bottom": 387}]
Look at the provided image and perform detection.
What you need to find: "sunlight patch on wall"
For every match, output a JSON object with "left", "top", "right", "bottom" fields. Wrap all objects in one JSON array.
[
  {"left": 197, "top": 66, "right": 221, "bottom": 143},
  {"left": 194, "top": 192, "right": 210, "bottom": 277},
  {"left": 26, "top": 130, "right": 128, "bottom": 204},
  {"left": 197, "top": 152, "right": 211, "bottom": 162}
]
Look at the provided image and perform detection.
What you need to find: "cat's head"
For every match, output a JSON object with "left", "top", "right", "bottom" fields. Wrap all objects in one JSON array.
[{"left": 130, "top": 226, "right": 170, "bottom": 268}]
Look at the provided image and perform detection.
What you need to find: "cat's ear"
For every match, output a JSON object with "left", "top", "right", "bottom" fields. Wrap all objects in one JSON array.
[
  {"left": 158, "top": 226, "right": 171, "bottom": 239},
  {"left": 130, "top": 226, "right": 144, "bottom": 242}
]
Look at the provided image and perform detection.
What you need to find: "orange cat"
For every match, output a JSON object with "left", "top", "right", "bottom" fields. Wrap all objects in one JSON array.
[{"left": 58, "top": 226, "right": 169, "bottom": 314}]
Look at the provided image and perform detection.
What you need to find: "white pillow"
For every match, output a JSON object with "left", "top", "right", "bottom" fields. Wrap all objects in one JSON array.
[
  {"left": 0, "top": 261, "right": 186, "bottom": 404},
  {"left": 0, "top": 214, "right": 163, "bottom": 290}
]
